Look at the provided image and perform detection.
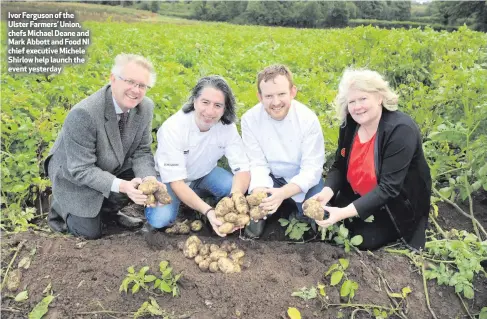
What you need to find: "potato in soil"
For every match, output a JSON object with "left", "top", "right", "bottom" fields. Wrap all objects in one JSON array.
[
  {"left": 190, "top": 220, "right": 203, "bottom": 232},
  {"left": 183, "top": 236, "right": 201, "bottom": 258},
  {"left": 303, "top": 199, "right": 324, "bottom": 221},
  {"left": 199, "top": 243, "right": 210, "bottom": 256},
  {"left": 210, "top": 250, "right": 228, "bottom": 261},
  {"left": 138, "top": 179, "right": 159, "bottom": 195},
  {"left": 198, "top": 258, "right": 211, "bottom": 271},
  {"left": 194, "top": 255, "right": 204, "bottom": 264},
  {"left": 210, "top": 244, "right": 220, "bottom": 253},
  {"left": 218, "top": 257, "right": 241, "bottom": 274},
  {"left": 232, "top": 192, "right": 249, "bottom": 214},
  {"left": 209, "top": 261, "right": 219, "bottom": 273}
]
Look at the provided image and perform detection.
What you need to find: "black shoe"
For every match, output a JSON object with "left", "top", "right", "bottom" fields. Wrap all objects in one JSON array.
[
  {"left": 244, "top": 219, "right": 266, "bottom": 238},
  {"left": 47, "top": 210, "right": 67, "bottom": 233},
  {"left": 115, "top": 211, "right": 143, "bottom": 229}
]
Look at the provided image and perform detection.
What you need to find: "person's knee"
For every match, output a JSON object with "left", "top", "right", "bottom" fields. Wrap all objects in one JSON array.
[
  {"left": 145, "top": 206, "right": 177, "bottom": 229},
  {"left": 66, "top": 215, "right": 102, "bottom": 240}
]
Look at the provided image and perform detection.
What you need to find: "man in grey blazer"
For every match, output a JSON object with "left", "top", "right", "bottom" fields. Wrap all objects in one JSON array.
[{"left": 45, "top": 53, "right": 163, "bottom": 239}]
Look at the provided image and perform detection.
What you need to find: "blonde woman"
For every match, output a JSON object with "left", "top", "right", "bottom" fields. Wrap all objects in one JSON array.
[{"left": 311, "top": 69, "right": 431, "bottom": 250}]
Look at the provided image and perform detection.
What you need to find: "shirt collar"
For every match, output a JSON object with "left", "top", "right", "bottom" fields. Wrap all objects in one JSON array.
[{"left": 112, "top": 97, "right": 130, "bottom": 115}]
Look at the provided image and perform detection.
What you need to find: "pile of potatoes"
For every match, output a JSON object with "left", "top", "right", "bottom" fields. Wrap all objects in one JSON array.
[
  {"left": 165, "top": 220, "right": 204, "bottom": 234},
  {"left": 137, "top": 179, "right": 172, "bottom": 206},
  {"left": 303, "top": 198, "right": 324, "bottom": 221},
  {"left": 180, "top": 236, "right": 248, "bottom": 274},
  {"left": 247, "top": 191, "right": 268, "bottom": 220},
  {"left": 214, "top": 192, "right": 251, "bottom": 234}
]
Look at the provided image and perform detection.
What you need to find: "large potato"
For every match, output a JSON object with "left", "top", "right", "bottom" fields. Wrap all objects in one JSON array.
[
  {"left": 209, "top": 261, "right": 219, "bottom": 273},
  {"left": 250, "top": 206, "right": 267, "bottom": 220},
  {"left": 210, "top": 250, "right": 228, "bottom": 261},
  {"left": 185, "top": 236, "right": 202, "bottom": 249},
  {"left": 218, "top": 222, "right": 234, "bottom": 234},
  {"left": 199, "top": 244, "right": 210, "bottom": 256},
  {"left": 218, "top": 257, "right": 241, "bottom": 274},
  {"left": 138, "top": 179, "right": 159, "bottom": 195},
  {"left": 154, "top": 184, "right": 171, "bottom": 205},
  {"left": 232, "top": 192, "right": 249, "bottom": 214},
  {"left": 190, "top": 220, "right": 203, "bottom": 232},
  {"left": 229, "top": 249, "right": 245, "bottom": 262},
  {"left": 194, "top": 255, "right": 204, "bottom": 264},
  {"left": 235, "top": 214, "right": 250, "bottom": 227},
  {"left": 246, "top": 191, "right": 267, "bottom": 207},
  {"left": 198, "top": 258, "right": 211, "bottom": 271},
  {"left": 223, "top": 212, "right": 239, "bottom": 223},
  {"left": 303, "top": 199, "right": 324, "bottom": 221},
  {"left": 215, "top": 197, "right": 234, "bottom": 217},
  {"left": 183, "top": 242, "right": 199, "bottom": 258}
]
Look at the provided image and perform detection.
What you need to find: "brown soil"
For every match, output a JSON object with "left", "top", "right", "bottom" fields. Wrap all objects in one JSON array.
[{"left": 1, "top": 199, "right": 486, "bottom": 319}]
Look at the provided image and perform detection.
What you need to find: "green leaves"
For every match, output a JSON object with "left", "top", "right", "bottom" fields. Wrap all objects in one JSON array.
[
  {"left": 291, "top": 287, "right": 317, "bottom": 300},
  {"left": 280, "top": 218, "right": 311, "bottom": 241},
  {"left": 340, "top": 279, "right": 358, "bottom": 299},
  {"left": 324, "top": 258, "right": 358, "bottom": 301},
  {"left": 28, "top": 295, "right": 54, "bottom": 319}
]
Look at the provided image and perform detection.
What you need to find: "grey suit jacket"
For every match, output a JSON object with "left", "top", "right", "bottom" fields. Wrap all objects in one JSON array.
[{"left": 45, "top": 85, "right": 157, "bottom": 218}]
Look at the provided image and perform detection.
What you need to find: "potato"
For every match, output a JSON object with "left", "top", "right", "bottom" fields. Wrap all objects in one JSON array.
[
  {"left": 250, "top": 206, "right": 267, "bottom": 220},
  {"left": 218, "top": 222, "right": 234, "bottom": 234},
  {"left": 185, "top": 235, "right": 202, "bottom": 248},
  {"left": 224, "top": 212, "right": 239, "bottom": 223},
  {"left": 246, "top": 191, "right": 267, "bottom": 207},
  {"left": 165, "top": 226, "right": 177, "bottom": 234},
  {"left": 210, "top": 250, "right": 228, "bottom": 261},
  {"left": 176, "top": 223, "right": 190, "bottom": 234},
  {"left": 220, "top": 240, "right": 232, "bottom": 253},
  {"left": 154, "top": 184, "right": 171, "bottom": 205},
  {"left": 183, "top": 242, "right": 199, "bottom": 258},
  {"left": 210, "top": 244, "right": 220, "bottom": 253},
  {"left": 198, "top": 258, "right": 211, "bottom": 271},
  {"left": 145, "top": 194, "right": 156, "bottom": 206},
  {"left": 138, "top": 179, "right": 159, "bottom": 195},
  {"left": 229, "top": 242, "right": 238, "bottom": 251},
  {"left": 191, "top": 220, "right": 203, "bottom": 232},
  {"left": 215, "top": 197, "right": 234, "bottom": 217},
  {"left": 209, "top": 261, "right": 219, "bottom": 273},
  {"left": 235, "top": 214, "right": 250, "bottom": 227},
  {"left": 194, "top": 255, "right": 204, "bottom": 264},
  {"left": 232, "top": 192, "right": 249, "bottom": 214},
  {"left": 199, "top": 244, "right": 210, "bottom": 256},
  {"left": 229, "top": 249, "right": 245, "bottom": 262},
  {"left": 218, "top": 257, "right": 241, "bottom": 274},
  {"left": 303, "top": 199, "right": 324, "bottom": 221}
]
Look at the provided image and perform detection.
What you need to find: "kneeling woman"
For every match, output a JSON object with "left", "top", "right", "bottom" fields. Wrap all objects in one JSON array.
[
  {"left": 312, "top": 69, "right": 431, "bottom": 250},
  {"left": 146, "top": 76, "right": 250, "bottom": 236}
]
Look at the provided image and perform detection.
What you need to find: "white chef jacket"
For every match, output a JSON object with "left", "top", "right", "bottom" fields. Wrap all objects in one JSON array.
[
  {"left": 155, "top": 110, "right": 249, "bottom": 184},
  {"left": 241, "top": 100, "right": 325, "bottom": 203}
]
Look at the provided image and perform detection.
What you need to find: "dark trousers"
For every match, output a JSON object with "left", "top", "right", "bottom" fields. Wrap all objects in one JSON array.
[
  {"left": 49, "top": 169, "right": 134, "bottom": 239},
  {"left": 333, "top": 192, "right": 401, "bottom": 251}
]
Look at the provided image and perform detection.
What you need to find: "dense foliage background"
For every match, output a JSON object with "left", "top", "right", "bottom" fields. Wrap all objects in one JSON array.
[{"left": 1, "top": 20, "right": 486, "bottom": 226}]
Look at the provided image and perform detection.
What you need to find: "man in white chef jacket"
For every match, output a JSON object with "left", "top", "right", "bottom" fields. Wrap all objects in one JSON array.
[
  {"left": 146, "top": 75, "right": 250, "bottom": 237},
  {"left": 241, "top": 64, "right": 325, "bottom": 237}
]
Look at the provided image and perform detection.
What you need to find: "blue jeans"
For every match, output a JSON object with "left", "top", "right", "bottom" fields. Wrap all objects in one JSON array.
[
  {"left": 145, "top": 167, "right": 233, "bottom": 228},
  {"left": 270, "top": 174, "right": 324, "bottom": 216}
]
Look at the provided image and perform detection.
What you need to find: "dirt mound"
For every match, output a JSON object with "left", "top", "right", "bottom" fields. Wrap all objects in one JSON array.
[{"left": 2, "top": 223, "right": 485, "bottom": 319}]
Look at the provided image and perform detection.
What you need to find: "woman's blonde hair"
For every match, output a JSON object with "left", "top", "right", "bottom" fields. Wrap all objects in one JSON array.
[{"left": 334, "top": 68, "right": 399, "bottom": 123}]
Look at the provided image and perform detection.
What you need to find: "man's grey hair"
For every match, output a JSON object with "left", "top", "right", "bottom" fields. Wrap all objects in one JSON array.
[
  {"left": 182, "top": 75, "right": 237, "bottom": 125},
  {"left": 111, "top": 53, "right": 156, "bottom": 87}
]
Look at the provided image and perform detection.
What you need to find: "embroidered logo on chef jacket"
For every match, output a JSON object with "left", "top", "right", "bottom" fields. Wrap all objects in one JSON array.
[
  {"left": 234, "top": 167, "right": 240, "bottom": 172},
  {"left": 183, "top": 150, "right": 189, "bottom": 155},
  {"left": 340, "top": 148, "right": 346, "bottom": 157}
]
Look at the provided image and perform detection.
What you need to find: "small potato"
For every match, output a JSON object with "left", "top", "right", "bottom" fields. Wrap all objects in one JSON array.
[
  {"left": 194, "top": 255, "right": 204, "bottom": 264},
  {"left": 220, "top": 240, "right": 232, "bottom": 253},
  {"left": 229, "top": 249, "right": 245, "bottom": 262},
  {"left": 210, "top": 244, "right": 220, "bottom": 253},
  {"left": 145, "top": 194, "right": 156, "bottom": 206},
  {"left": 232, "top": 192, "right": 249, "bottom": 214},
  {"left": 229, "top": 242, "right": 238, "bottom": 251},
  {"left": 210, "top": 250, "right": 228, "bottom": 261},
  {"left": 303, "top": 199, "right": 324, "bottom": 221},
  {"left": 183, "top": 242, "right": 199, "bottom": 259},
  {"left": 138, "top": 179, "right": 159, "bottom": 195},
  {"left": 250, "top": 206, "right": 267, "bottom": 220},
  {"left": 235, "top": 214, "right": 250, "bottom": 227},
  {"left": 154, "top": 184, "right": 171, "bottom": 205},
  {"left": 190, "top": 220, "right": 203, "bottom": 232},
  {"left": 215, "top": 197, "right": 234, "bottom": 217},
  {"left": 176, "top": 223, "right": 190, "bottom": 235},
  {"left": 218, "top": 257, "right": 241, "bottom": 274},
  {"left": 246, "top": 191, "right": 267, "bottom": 207},
  {"left": 198, "top": 258, "right": 211, "bottom": 271},
  {"left": 165, "top": 226, "right": 177, "bottom": 234},
  {"left": 224, "top": 213, "right": 239, "bottom": 223},
  {"left": 218, "top": 222, "right": 234, "bottom": 234},
  {"left": 209, "top": 261, "right": 219, "bottom": 273},
  {"left": 199, "top": 244, "right": 210, "bottom": 256}
]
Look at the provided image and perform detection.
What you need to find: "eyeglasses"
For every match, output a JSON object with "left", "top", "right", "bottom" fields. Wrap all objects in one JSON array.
[{"left": 116, "top": 75, "right": 151, "bottom": 90}]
